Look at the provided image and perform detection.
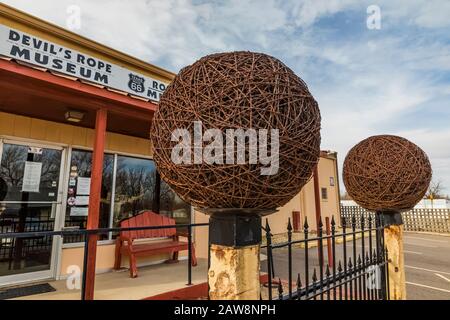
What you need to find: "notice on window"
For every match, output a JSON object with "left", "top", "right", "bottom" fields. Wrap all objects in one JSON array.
[
  {"left": 22, "top": 161, "right": 42, "bottom": 192},
  {"left": 77, "top": 177, "right": 91, "bottom": 195},
  {"left": 70, "top": 207, "right": 89, "bottom": 217},
  {"left": 75, "top": 196, "right": 89, "bottom": 206}
]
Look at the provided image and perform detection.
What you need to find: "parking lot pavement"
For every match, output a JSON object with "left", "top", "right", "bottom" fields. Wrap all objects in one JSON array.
[
  {"left": 402, "top": 233, "right": 450, "bottom": 300},
  {"left": 263, "top": 232, "right": 450, "bottom": 300}
]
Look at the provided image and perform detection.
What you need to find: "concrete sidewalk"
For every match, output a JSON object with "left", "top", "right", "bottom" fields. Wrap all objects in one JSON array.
[{"left": 13, "top": 258, "right": 208, "bottom": 300}]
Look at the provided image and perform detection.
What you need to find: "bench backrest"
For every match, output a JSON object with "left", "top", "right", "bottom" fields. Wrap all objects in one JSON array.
[{"left": 119, "top": 211, "right": 177, "bottom": 241}]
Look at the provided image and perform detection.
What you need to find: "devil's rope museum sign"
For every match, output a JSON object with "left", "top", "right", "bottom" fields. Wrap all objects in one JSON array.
[{"left": 0, "top": 25, "right": 168, "bottom": 102}]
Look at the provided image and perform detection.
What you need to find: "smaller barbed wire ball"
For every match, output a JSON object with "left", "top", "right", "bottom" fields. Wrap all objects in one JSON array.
[
  {"left": 151, "top": 51, "right": 321, "bottom": 210},
  {"left": 343, "top": 135, "right": 432, "bottom": 212}
]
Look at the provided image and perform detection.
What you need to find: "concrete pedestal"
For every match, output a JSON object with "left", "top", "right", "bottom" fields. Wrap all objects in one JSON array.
[
  {"left": 208, "top": 244, "right": 260, "bottom": 300},
  {"left": 203, "top": 209, "right": 276, "bottom": 300},
  {"left": 384, "top": 224, "right": 406, "bottom": 300}
]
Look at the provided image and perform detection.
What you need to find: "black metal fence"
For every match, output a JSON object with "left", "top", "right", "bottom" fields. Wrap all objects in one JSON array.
[
  {"left": 0, "top": 218, "right": 54, "bottom": 266},
  {"left": 262, "top": 213, "right": 390, "bottom": 300},
  {"left": 1, "top": 213, "right": 390, "bottom": 301},
  {"left": 341, "top": 205, "right": 450, "bottom": 233},
  {"left": 0, "top": 222, "right": 208, "bottom": 299}
]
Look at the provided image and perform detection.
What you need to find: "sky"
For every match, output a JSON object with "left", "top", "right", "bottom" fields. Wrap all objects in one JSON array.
[{"left": 2, "top": 0, "right": 450, "bottom": 195}]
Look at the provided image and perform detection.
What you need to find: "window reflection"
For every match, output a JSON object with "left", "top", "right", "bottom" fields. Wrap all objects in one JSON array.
[
  {"left": 112, "top": 156, "right": 191, "bottom": 228},
  {"left": 63, "top": 149, "right": 113, "bottom": 243},
  {"left": 63, "top": 151, "right": 191, "bottom": 243},
  {"left": 0, "top": 144, "right": 61, "bottom": 202},
  {"left": 113, "top": 156, "right": 157, "bottom": 227},
  {"left": 160, "top": 179, "right": 191, "bottom": 225}
]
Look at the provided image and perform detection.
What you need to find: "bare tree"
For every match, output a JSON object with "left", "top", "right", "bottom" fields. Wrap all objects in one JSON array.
[{"left": 425, "top": 180, "right": 445, "bottom": 199}]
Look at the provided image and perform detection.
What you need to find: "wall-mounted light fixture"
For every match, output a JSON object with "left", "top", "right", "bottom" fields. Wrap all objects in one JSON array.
[{"left": 65, "top": 110, "right": 85, "bottom": 123}]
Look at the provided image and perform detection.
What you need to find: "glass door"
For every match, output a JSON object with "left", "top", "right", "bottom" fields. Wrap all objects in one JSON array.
[{"left": 0, "top": 141, "right": 65, "bottom": 285}]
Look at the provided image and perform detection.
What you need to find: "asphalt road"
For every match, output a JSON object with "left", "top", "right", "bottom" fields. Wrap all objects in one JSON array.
[{"left": 262, "top": 232, "right": 450, "bottom": 300}]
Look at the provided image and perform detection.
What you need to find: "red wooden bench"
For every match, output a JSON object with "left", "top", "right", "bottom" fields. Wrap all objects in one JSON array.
[{"left": 114, "top": 211, "right": 197, "bottom": 278}]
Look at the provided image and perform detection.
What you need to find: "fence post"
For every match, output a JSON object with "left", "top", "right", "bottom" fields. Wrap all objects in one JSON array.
[
  {"left": 208, "top": 210, "right": 267, "bottom": 300},
  {"left": 376, "top": 211, "right": 406, "bottom": 300}
]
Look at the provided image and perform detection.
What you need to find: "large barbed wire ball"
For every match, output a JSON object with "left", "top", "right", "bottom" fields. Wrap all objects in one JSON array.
[
  {"left": 343, "top": 135, "right": 432, "bottom": 212},
  {"left": 151, "top": 51, "right": 321, "bottom": 210}
]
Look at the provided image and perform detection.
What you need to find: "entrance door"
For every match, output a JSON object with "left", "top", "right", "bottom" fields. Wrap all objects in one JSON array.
[{"left": 0, "top": 141, "right": 65, "bottom": 286}]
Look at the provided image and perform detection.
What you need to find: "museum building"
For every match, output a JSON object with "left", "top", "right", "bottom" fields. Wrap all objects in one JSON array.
[{"left": 0, "top": 3, "right": 340, "bottom": 290}]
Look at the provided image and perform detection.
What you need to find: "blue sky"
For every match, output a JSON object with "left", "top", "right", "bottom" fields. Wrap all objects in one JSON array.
[{"left": 3, "top": 0, "right": 450, "bottom": 194}]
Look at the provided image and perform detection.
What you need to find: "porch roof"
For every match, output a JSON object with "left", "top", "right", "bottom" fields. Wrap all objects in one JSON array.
[{"left": 0, "top": 58, "right": 157, "bottom": 139}]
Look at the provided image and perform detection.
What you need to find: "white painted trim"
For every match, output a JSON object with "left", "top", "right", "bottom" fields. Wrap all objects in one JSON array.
[{"left": 0, "top": 135, "right": 68, "bottom": 149}]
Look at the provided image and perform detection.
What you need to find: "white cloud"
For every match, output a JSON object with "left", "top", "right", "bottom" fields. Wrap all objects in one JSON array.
[
  {"left": 283, "top": 0, "right": 358, "bottom": 28},
  {"left": 381, "top": 0, "right": 450, "bottom": 29}
]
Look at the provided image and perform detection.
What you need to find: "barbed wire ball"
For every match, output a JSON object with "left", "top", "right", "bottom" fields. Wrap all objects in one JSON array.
[
  {"left": 151, "top": 51, "right": 321, "bottom": 210},
  {"left": 343, "top": 135, "right": 432, "bottom": 212}
]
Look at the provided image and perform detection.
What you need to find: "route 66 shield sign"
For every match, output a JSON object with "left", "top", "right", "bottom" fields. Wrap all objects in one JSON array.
[{"left": 128, "top": 73, "right": 145, "bottom": 93}]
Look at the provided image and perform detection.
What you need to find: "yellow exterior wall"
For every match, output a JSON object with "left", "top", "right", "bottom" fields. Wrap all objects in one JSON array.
[
  {"left": 0, "top": 111, "right": 152, "bottom": 156},
  {"left": 317, "top": 156, "right": 341, "bottom": 227},
  {"left": 264, "top": 155, "right": 340, "bottom": 236},
  {"left": 193, "top": 210, "right": 210, "bottom": 259}
]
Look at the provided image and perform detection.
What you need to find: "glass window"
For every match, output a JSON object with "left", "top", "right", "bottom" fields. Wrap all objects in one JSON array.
[
  {"left": 0, "top": 144, "right": 61, "bottom": 202},
  {"left": 112, "top": 156, "right": 158, "bottom": 228},
  {"left": 63, "top": 149, "right": 114, "bottom": 243},
  {"left": 321, "top": 187, "right": 328, "bottom": 200},
  {"left": 160, "top": 179, "right": 191, "bottom": 225},
  {"left": 112, "top": 156, "right": 191, "bottom": 235},
  {"left": 62, "top": 151, "right": 192, "bottom": 243}
]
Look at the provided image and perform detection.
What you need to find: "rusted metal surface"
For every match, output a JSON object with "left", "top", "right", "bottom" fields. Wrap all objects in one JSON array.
[
  {"left": 313, "top": 166, "right": 323, "bottom": 264},
  {"left": 384, "top": 225, "right": 406, "bottom": 300},
  {"left": 343, "top": 135, "right": 432, "bottom": 212},
  {"left": 151, "top": 51, "right": 321, "bottom": 209},
  {"left": 208, "top": 244, "right": 260, "bottom": 300}
]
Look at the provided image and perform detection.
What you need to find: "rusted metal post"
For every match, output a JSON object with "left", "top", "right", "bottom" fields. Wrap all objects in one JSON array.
[
  {"left": 292, "top": 210, "right": 300, "bottom": 232},
  {"left": 313, "top": 165, "right": 323, "bottom": 265},
  {"left": 325, "top": 217, "right": 333, "bottom": 267}
]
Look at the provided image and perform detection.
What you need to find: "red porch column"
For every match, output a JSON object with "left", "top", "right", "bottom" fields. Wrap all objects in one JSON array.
[
  {"left": 313, "top": 165, "right": 323, "bottom": 265},
  {"left": 83, "top": 108, "right": 107, "bottom": 300}
]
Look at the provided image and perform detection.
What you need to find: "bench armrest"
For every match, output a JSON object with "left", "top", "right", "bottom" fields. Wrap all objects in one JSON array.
[
  {"left": 117, "top": 235, "right": 134, "bottom": 247},
  {"left": 175, "top": 231, "right": 194, "bottom": 243}
]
